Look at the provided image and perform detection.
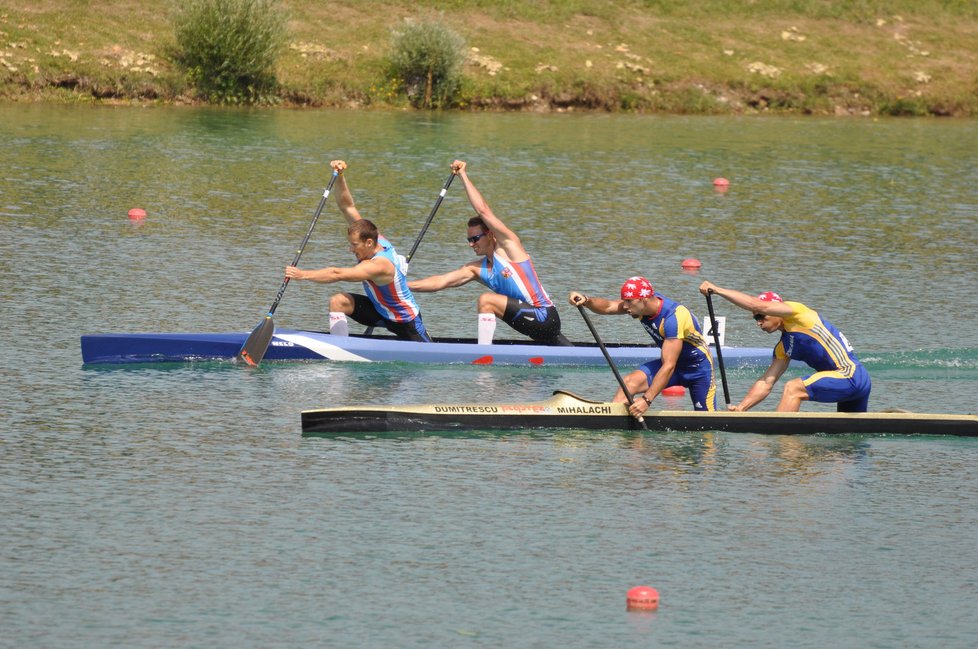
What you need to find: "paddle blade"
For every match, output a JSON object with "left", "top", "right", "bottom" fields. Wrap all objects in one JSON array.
[{"left": 238, "top": 316, "right": 275, "bottom": 366}]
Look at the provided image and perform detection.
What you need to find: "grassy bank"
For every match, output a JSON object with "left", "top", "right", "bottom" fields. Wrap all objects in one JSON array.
[{"left": 2, "top": 0, "right": 977, "bottom": 116}]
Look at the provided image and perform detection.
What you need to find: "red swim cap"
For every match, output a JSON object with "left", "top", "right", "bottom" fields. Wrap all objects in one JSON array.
[
  {"left": 757, "top": 291, "right": 783, "bottom": 302},
  {"left": 621, "top": 276, "right": 655, "bottom": 299}
]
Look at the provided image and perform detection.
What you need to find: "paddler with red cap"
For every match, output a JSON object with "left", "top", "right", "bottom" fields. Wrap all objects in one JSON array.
[
  {"left": 698, "top": 281, "right": 871, "bottom": 412},
  {"left": 569, "top": 277, "right": 718, "bottom": 417}
]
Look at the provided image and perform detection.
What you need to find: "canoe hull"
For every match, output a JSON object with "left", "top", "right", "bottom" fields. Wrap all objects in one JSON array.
[
  {"left": 80, "top": 329, "right": 776, "bottom": 367},
  {"left": 301, "top": 391, "right": 978, "bottom": 437}
]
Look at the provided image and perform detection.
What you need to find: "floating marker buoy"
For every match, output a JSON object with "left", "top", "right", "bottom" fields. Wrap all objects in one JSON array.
[
  {"left": 680, "top": 258, "right": 702, "bottom": 270},
  {"left": 712, "top": 177, "right": 729, "bottom": 187},
  {"left": 128, "top": 208, "right": 146, "bottom": 221},
  {"left": 662, "top": 385, "right": 685, "bottom": 396},
  {"left": 626, "top": 585, "right": 660, "bottom": 611}
]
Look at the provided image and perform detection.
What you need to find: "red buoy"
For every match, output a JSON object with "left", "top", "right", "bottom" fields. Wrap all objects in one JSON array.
[
  {"left": 662, "top": 385, "right": 685, "bottom": 396},
  {"left": 626, "top": 585, "right": 660, "bottom": 611},
  {"left": 680, "top": 258, "right": 702, "bottom": 270},
  {"left": 712, "top": 177, "right": 729, "bottom": 187},
  {"left": 128, "top": 208, "right": 146, "bottom": 221}
]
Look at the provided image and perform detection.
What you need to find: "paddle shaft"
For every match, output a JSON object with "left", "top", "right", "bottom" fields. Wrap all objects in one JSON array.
[
  {"left": 267, "top": 170, "right": 339, "bottom": 318},
  {"left": 406, "top": 171, "right": 456, "bottom": 263},
  {"left": 237, "top": 171, "right": 339, "bottom": 366},
  {"left": 705, "top": 290, "right": 731, "bottom": 406},
  {"left": 576, "top": 304, "right": 648, "bottom": 430},
  {"left": 363, "top": 171, "right": 455, "bottom": 336}
]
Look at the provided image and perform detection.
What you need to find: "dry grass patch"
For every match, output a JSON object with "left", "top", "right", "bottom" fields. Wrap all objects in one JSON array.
[{"left": 2, "top": 0, "right": 977, "bottom": 114}]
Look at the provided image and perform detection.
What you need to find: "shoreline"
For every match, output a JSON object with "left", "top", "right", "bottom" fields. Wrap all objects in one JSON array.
[{"left": 2, "top": 2, "right": 977, "bottom": 117}]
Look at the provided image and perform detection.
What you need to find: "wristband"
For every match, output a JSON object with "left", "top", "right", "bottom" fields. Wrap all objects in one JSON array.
[{"left": 640, "top": 395, "right": 652, "bottom": 407}]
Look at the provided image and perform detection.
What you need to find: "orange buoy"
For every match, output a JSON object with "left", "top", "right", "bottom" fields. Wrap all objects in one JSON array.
[
  {"left": 626, "top": 585, "right": 660, "bottom": 611},
  {"left": 127, "top": 208, "right": 146, "bottom": 221},
  {"left": 712, "top": 177, "right": 729, "bottom": 187},
  {"left": 680, "top": 258, "right": 702, "bottom": 270},
  {"left": 662, "top": 385, "right": 685, "bottom": 396}
]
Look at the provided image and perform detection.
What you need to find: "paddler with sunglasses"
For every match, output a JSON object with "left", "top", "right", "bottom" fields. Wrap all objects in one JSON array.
[
  {"left": 698, "top": 281, "right": 871, "bottom": 412},
  {"left": 408, "top": 160, "right": 571, "bottom": 346}
]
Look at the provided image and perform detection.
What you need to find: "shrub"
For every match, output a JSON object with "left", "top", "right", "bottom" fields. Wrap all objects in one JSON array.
[
  {"left": 388, "top": 18, "right": 465, "bottom": 109},
  {"left": 171, "top": 0, "right": 288, "bottom": 104}
]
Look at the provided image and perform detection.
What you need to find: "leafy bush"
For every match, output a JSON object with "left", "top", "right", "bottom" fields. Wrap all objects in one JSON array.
[
  {"left": 388, "top": 19, "right": 466, "bottom": 109},
  {"left": 171, "top": 0, "right": 288, "bottom": 104}
]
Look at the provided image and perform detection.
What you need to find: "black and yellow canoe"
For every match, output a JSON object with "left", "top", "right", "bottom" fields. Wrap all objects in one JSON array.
[{"left": 301, "top": 390, "right": 978, "bottom": 437}]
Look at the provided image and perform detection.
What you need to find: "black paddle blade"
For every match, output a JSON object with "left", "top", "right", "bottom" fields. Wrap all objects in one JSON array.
[{"left": 238, "top": 316, "right": 275, "bottom": 366}]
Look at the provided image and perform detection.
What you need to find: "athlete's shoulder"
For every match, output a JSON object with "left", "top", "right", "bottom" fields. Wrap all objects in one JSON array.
[
  {"left": 783, "top": 300, "right": 811, "bottom": 314},
  {"left": 656, "top": 293, "right": 680, "bottom": 311},
  {"left": 662, "top": 295, "right": 694, "bottom": 321},
  {"left": 782, "top": 300, "right": 819, "bottom": 326}
]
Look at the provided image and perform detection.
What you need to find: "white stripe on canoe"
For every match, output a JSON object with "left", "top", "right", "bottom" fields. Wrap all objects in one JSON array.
[{"left": 274, "top": 333, "right": 372, "bottom": 362}]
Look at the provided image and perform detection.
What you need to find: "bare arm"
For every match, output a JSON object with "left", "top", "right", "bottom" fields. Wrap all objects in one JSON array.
[
  {"left": 698, "top": 281, "right": 793, "bottom": 318},
  {"left": 453, "top": 160, "right": 528, "bottom": 262},
  {"left": 408, "top": 263, "right": 481, "bottom": 292},
  {"left": 730, "top": 356, "right": 790, "bottom": 411},
  {"left": 568, "top": 291, "right": 628, "bottom": 315},
  {"left": 628, "top": 337, "right": 682, "bottom": 417},
  {"left": 330, "top": 160, "right": 362, "bottom": 225},
  {"left": 286, "top": 257, "right": 394, "bottom": 285}
]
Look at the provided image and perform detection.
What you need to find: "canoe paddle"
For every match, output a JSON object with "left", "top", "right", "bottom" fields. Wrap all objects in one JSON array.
[
  {"left": 363, "top": 171, "right": 456, "bottom": 336},
  {"left": 406, "top": 171, "right": 456, "bottom": 263},
  {"left": 705, "top": 289, "right": 731, "bottom": 407},
  {"left": 576, "top": 304, "right": 648, "bottom": 430},
  {"left": 237, "top": 170, "right": 339, "bottom": 367}
]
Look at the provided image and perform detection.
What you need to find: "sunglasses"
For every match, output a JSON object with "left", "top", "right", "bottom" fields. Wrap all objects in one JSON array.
[
  {"left": 466, "top": 233, "right": 487, "bottom": 244},
  {"left": 753, "top": 313, "right": 766, "bottom": 322}
]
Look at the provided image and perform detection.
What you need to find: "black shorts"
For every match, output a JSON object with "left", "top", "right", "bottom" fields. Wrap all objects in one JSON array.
[
  {"left": 348, "top": 293, "right": 432, "bottom": 342},
  {"left": 502, "top": 299, "right": 571, "bottom": 346}
]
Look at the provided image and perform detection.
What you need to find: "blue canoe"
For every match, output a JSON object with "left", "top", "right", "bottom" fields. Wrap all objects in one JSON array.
[{"left": 80, "top": 329, "right": 777, "bottom": 367}]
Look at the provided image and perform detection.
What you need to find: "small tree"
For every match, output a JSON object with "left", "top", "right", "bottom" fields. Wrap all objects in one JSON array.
[
  {"left": 171, "top": 0, "right": 288, "bottom": 104},
  {"left": 389, "top": 19, "right": 466, "bottom": 109}
]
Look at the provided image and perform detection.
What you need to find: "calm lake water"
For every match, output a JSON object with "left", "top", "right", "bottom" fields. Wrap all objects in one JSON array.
[{"left": 2, "top": 104, "right": 978, "bottom": 648}]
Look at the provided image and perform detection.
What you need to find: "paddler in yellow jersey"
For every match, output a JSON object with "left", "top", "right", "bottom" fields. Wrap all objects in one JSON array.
[{"left": 699, "top": 281, "right": 871, "bottom": 412}]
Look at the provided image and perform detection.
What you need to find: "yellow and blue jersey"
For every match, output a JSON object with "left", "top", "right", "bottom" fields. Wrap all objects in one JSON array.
[
  {"left": 774, "top": 301, "right": 871, "bottom": 411},
  {"left": 637, "top": 294, "right": 716, "bottom": 410},
  {"left": 774, "top": 301, "right": 861, "bottom": 375},
  {"left": 639, "top": 294, "right": 713, "bottom": 374}
]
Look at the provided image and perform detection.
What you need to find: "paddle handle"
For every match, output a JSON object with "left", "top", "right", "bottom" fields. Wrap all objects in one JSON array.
[
  {"left": 577, "top": 304, "right": 648, "bottom": 430},
  {"left": 705, "top": 290, "right": 731, "bottom": 407},
  {"left": 267, "top": 170, "right": 339, "bottom": 317}
]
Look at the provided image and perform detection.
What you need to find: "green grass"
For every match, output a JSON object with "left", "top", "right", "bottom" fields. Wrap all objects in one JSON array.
[{"left": 1, "top": 0, "right": 977, "bottom": 115}]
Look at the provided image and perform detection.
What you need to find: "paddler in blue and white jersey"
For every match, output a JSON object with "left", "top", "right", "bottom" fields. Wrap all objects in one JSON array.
[
  {"left": 285, "top": 160, "right": 431, "bottom": 342},
  {"left": 569, "top": 276, "right": 718, "bottom": 417},
  {"left": 408, "top": 160, "right": 571, "bottom": 346},
  {"left": 698, "top": 281, "right": 871, "bottom": 412}
]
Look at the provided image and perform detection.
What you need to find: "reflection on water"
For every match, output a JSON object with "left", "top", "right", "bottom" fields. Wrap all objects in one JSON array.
[{"left": 3, "top": 105, "right": 978, "bottom": 649}]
